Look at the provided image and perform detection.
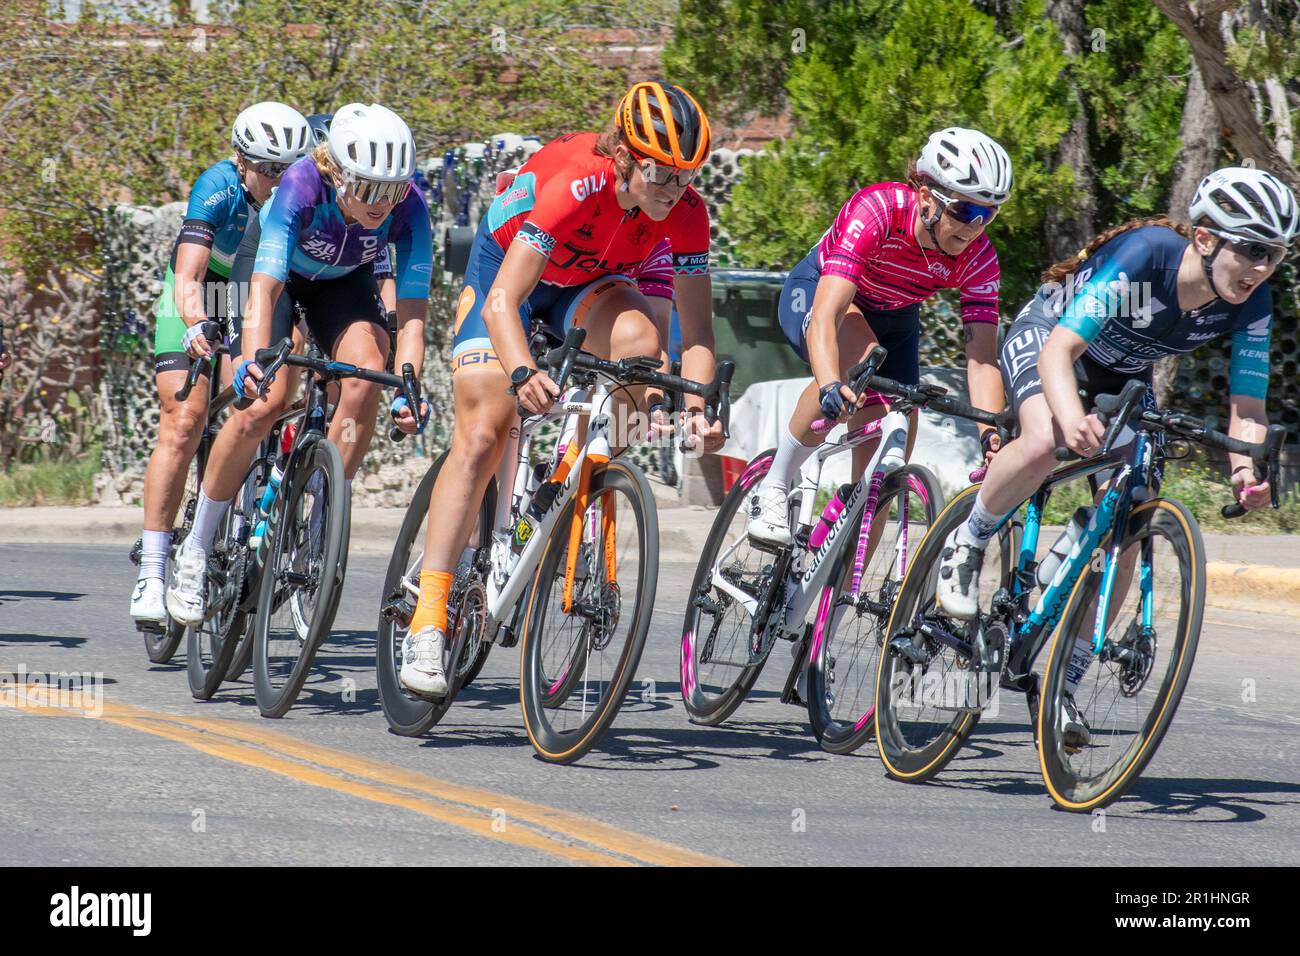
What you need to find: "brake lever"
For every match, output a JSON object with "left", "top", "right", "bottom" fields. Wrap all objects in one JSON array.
[
  {"left": 1096, "top": 380, "right": 1146, "bottom": 457},
  {"left": 389, "top": 362, "right": 421, "bottom": 443}
]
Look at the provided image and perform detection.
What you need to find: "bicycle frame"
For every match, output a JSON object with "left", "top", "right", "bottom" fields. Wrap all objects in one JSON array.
[
  {"left": 708, "top": 406, "right": 916, "bottom": 637},
  {"left": 996, "top": 433, "right": 1158, "bottom": 681}
]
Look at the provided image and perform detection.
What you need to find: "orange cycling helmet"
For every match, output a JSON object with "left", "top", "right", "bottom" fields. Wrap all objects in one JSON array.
[{"left": 616, "top": 81, "right": 711, "bottom": 170}]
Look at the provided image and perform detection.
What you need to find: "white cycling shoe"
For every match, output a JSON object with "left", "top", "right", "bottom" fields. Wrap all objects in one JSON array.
[
  {"left": 746, "top": 482, "right": 792, "bottom": 548},
  {"left": 1061, "top": 693, "right": 1092, "bottom": 751},
  {"left": 130, "top": 577, "right": 167, "bottom": 626},
  {"left": 400, "top": 626, "right": 448, "bottom": 699},
  {"left": 165, "top": 544, "right": 208, "bottom": 626},
  {"left": 935, "top": 530, "right": 984, "bottom": 621}
]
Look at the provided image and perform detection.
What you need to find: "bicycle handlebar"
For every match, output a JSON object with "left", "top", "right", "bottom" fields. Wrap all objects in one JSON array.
[
  {"left": 1052, "top": 380, "right": 1285, "bottom": 516},
  {"left": 251, "top": 342, "right": 423, "bottom": 444},
  {"left": 537, "top": 327, "right": 735, "bottom": 444},
  {"left": 174, "top": 321, "right": 225, "bottom": 402}
]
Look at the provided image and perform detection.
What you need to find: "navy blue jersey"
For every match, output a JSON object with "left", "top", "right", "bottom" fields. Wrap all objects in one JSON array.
[{"left": 1018, "top": 226, "right": 1272, "bottom": 399}]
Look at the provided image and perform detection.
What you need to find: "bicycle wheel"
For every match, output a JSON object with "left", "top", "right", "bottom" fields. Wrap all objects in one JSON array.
[
  {"left": 185, "top": 467, "right": 260, "bottom": 699},
  {"left": 874, "top": 482, "right": 1017, "bottom": 782},
  {"left": 1038, "top": 497, "right": 1205, "bottom": 811},
  {"left": 375, "top": 452, "right": 496, "bottom": 736},
  {"left": 252, "top": 438, "right": 350, "bottom": 718},
  {"left": 679, "top": 449, "right": 786, "bottom": 725},
  {"left": 520, "top": 459, "right": 657, "bottom": 764},
  {"left": 808, "top": 464, "right": 943, "bottom": 754}
]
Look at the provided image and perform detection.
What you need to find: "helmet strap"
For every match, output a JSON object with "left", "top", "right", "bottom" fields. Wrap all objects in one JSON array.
[{"left": 1201, "top": 238, "right": 1227, "bottom": 301}]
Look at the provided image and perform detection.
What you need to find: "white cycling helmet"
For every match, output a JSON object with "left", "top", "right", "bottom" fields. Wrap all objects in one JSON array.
[
  {"left": 1189, "top": 166, "right": 1299, "bottom": 246},
  {"left": 916, "top": 127, "right": 1014, "bottom": 205},
  {"left": 231, "top": 102, "right": 312, "bottom": 163},
  {"left": 328, "top": 103, "right": 416, "bottom": 182}
]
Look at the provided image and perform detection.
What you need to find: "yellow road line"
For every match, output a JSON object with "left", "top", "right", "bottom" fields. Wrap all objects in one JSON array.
[{"left": 1, "top": 683, "right": 732, "bottom": 867}]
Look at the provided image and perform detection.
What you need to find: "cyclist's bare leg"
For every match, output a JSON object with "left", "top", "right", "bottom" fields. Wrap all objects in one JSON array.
[
  {"left": 420, "top": 363, "right": 517, "bottom": 575},
  {"left": 199, "top": 366, "right": 298, "bottom": 502},
  {"left": 328, "top": 321, "right": 389, "bottom": 479},
  {"left": 571, "top": 285, "right": 662, "bottom": 446},
  {"left": 143, "top": 368, "right": 211, "bottom": 534},
  {"left": 973, "top": 393, "right": 1066, "bottom": 516}
]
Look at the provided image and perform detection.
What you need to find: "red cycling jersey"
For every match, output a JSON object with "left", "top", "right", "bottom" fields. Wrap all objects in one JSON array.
[
  {"left": 814, "top": 183, "right": 1001, "bottom": 325},
  {"left": 484, "top": 132, "right": 709, "bottom": 288}
]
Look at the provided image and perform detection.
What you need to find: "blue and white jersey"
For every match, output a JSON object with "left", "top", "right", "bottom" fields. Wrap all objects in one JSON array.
[
  {"left": 254, "top": 158, "right": 433, "bottom": 300},
  {"left": 175, "top": 159, "right": 250, "bottom": 278},
  {"left": 1021, "top": 225, "right": 1272, "bottom": 399}
]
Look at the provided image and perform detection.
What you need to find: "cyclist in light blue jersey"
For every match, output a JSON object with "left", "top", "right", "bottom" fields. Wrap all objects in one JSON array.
[
  {"left": 937, "top": 166, "right": 1299, "bottom": 628},
  {"left": 131, "top": 101, "right": 312, "bottom": 627},
  {"left": 166, "top": 103, "right": 434, "bottom": 626}
]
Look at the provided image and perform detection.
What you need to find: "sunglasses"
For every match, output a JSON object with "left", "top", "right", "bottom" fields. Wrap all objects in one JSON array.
[
  {"left": 244, "top": 156, "right": 290, "bottom": 178},
  {"left": 1206, "top": 228, "right": 1287, "bottom": 267},
  {"left": 342, "top": 176, "right": 412, "bottom": 207},
  {"left": 637, "top": 158, "right": 697, "bottom": 188},
  {"left": 930, "top": 187, "right": 998, "bottom": 225}
]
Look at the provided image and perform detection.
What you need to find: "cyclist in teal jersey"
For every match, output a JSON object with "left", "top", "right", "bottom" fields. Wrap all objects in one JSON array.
[
  {"left": 937, "top": 167, "right": 1299, "bottom": 632},
  {"left": 131, "top": 102, "right": 312, "bottom": 626}
]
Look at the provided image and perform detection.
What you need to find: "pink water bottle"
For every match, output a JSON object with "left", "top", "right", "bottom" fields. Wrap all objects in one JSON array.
[{"left": 808, "top": 484, "right": 853, "bottom": 550}]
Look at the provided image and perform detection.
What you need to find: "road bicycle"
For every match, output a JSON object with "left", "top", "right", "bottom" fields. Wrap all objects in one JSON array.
[
  {"left": 129, "top": 320, "right": 229, "bottom": 665},
  {"left": 377, "top": 326, "right": 733, "bottom": 764},
  {"left": 680, "top": 348, "right": 1004, "bottom": 753},
  {"left": 874, "top": 378, "right": 1285, "bottom": 811},
  {"left": 180, "top": 334, "right": 421, "bottom": 715}
]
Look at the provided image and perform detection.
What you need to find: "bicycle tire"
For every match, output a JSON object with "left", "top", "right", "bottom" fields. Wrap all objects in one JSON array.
[
  {"left": 252, "top": 437, "right": 350, "bottom": 718},
  {"left": 375, "top": 452, "right": 496, "bottom": 736},
  {"left": 679, "top": 449, "right": 781, "bottom": 726},
  {"left": 807, "top": 464, "right": 944, "bottom": 754},
  {"left": 873, "top": 482, "right": 1015, "bottom": 782},
  {"left": 1037, "top": 497, "right": 1204, "bottom": 811},
  {"left": 519, "top": 459, "right": 657, "bottom": 764}
]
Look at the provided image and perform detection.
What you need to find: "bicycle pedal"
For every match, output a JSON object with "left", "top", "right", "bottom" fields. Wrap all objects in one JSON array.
[
  {"left": 134, "top": 620, "right": 166, "bottom": 635},
  {"left": 745, "top": 534, "right": 789, "bottom": 556}
]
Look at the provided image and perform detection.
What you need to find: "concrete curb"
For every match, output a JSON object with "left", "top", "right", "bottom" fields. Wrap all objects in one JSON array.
[
  {"left": 1205, "top": 562, "right": 1300, "bottom": 616},
  {"left": 4, "top": 506, "right": 1298, "bottom": 611}
]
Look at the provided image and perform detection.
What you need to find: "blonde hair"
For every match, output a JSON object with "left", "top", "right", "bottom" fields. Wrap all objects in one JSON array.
[
  {"left": 312, "top": 142, "right": 342, "bottom": 183},
  {"left": 594, "top": 123, "right": 636, "bottom": 184}
]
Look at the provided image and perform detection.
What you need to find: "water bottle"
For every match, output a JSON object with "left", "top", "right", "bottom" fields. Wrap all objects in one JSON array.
[
  {"left": 1037, "top": 506, "right": 1093, "bottom": 588},
  {"left": 248, "top": 458, "right": 286, "bottom": 551},
  {"left": 808, "top": 484, "right": 853, "bottom": 551}
]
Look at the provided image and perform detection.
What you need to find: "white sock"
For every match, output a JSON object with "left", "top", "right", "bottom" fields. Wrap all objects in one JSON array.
[
  {"left": 185, "top": 490, "right": 232, "bottom": 556},
  {"left": 139, "top": 530, "right": 170, "bottom": 582},
  {"left": 955, "top": 492, "right": 1001, "bottom": 549},
  {"left": 1065, "top": 636, "right": 1094, "bottom": 695},
  {"left": 761, "top": 426, "right": 816, "bottom": 493}
]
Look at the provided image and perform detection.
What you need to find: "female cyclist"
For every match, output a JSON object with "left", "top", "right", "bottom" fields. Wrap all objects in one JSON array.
[
  {"left": 399, "top": 80, "right": 724, "bottom": 698},
  {"left": 936, "top": 166, "right": 1297, "bottom": 617},
  {"left": 131, "top": 101, "right": 312, "bottom": 627},
  {"left": 166, "top": 103, "right": 434, "bottom": 626},
  {"left": 745, "top": 127, "right": 1013, "bottom": 547}
]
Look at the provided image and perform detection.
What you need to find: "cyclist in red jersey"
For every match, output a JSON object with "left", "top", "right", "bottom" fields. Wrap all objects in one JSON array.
[
  {"left": 401, "top": 81, "right": 724, "bottom": 698},
  {"left": 746, "top": 127, "right": 1013, "bottom": 547}
]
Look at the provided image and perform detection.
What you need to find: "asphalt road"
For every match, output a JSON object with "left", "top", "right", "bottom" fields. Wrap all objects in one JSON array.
[{"left": 2, "top": 543, "right": 1298, "bottom": 866}]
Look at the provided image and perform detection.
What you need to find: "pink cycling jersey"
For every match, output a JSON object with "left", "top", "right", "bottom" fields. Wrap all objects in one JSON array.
[{"left": 814, "top": 182, "right": 1000, "bottom": 324}]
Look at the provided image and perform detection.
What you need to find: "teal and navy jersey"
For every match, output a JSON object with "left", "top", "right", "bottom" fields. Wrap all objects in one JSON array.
[
  {"left": 1024, "top": 225, "right": 1273, "bottom": 399},
  {"left": 173, "top": 159, "right": 251, "bottom": 279},
  {"left": 253, "top": 158, "right": 433, "bottom": 301}
]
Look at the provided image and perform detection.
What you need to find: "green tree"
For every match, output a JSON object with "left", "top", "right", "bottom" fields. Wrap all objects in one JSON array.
[{"left": 714, "top": 0, "right": 1075, "bottom": 308}]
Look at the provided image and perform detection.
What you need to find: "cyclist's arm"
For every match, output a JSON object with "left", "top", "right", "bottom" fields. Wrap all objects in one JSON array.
[
  {"left": 1226, "top": 304, "right": 1272, "bottom": 494},
  {"left": 962, "top": 322, "right": 1004, "bottom": 440},
  {"left": 1038, "top": 324, "right": 1090, "bottom": 431},
  {"left": 805, "top": 273, "right": 866, "bottom": 390},
  {"left": 242, "top": 273, "right": 285, "bottom": 362},
  {"left": 485, "top": 239, "right": 548, "bottom": 375},
  {"left": 392, "top": 297, "right": 425, "bottom": 383},
  {"left": 173, "top": 241, "right": 215, "bottom": 329},
  {"left": 674, "top": 273, "right": 714, "bottom": 413}
]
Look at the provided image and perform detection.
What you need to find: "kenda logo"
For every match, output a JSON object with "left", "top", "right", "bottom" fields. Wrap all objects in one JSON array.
[
  {"left": 50, "top": 886, "right": 151, "bottom": 936},
  {"left": 570, "top": 171, "right": 607, "bottom": 202}
]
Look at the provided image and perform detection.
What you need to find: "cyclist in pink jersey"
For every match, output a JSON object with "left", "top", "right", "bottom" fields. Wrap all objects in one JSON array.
[{"left": 748, "top": 127, "right": 1012, "bottom": 546}]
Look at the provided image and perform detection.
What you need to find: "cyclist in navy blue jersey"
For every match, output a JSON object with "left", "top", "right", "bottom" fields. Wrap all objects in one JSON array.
[{"left": 936, "top": 166, "right": 1298, "bottom": 626}]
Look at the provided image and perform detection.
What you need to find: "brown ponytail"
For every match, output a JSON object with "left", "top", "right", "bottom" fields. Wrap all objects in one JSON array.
[{"left": 1041, "top": 216, "right": 1193, "bottom": 285}]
